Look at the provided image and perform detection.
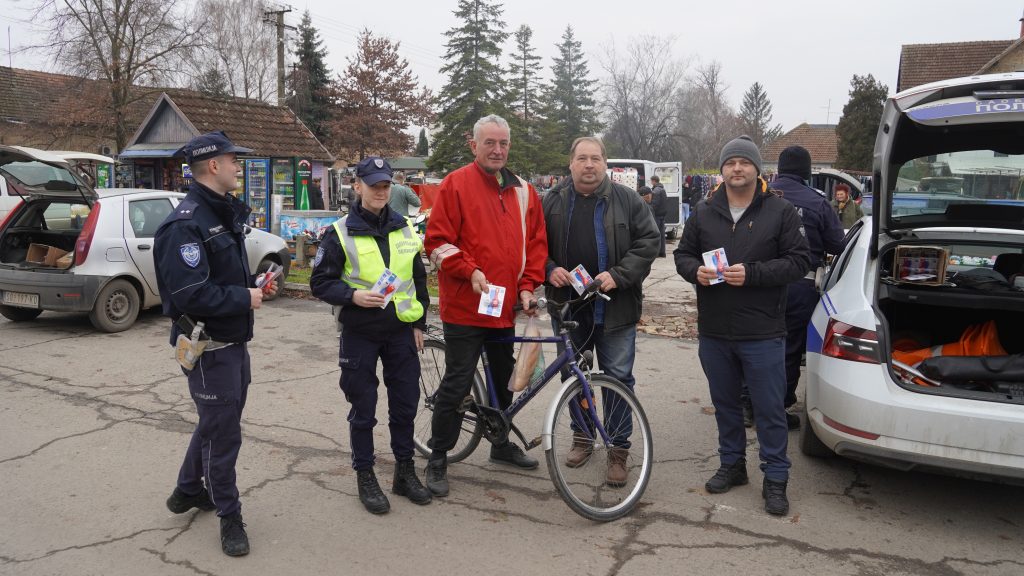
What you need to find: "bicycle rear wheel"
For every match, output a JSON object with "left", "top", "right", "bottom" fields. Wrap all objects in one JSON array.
[
  {"left": 414, "top": 338, "right": 485, "bottom": 463},
  {"left": 545, "top": 374, "right": 653, "bottom": 522}
]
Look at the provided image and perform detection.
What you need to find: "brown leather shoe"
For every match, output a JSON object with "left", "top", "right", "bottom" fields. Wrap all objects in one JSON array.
[
  {"left": 606, "top": 447, "right": 629, "bottom": 487},
  {"left": 565, "top": 434, "right": 594, "bottom": 468}
]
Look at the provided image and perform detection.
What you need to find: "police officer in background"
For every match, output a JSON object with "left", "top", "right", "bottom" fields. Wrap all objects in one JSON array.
[
  {"left": 310, "top": 156, "right": 432, "bottom": 515},
  {"left": 154, "top": 131, "right": 277, "bottom": 557},
  {"left": 772, "top": 146, "right": 845, "bottom": 429}
]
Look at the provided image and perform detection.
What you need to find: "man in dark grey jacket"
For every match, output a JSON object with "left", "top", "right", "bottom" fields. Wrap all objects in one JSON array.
[
  {"left": 650, "top": 176, "right": 668, "bottom": 257},
  {"left": 674, "top": 135, "right": 810, "bottom": 517},
  {"left": 543, "top": 136, "right": 659, "bottom": 487}
]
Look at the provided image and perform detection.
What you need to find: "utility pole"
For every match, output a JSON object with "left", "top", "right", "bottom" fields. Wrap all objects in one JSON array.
[{"left": 263, "top": 6, "right": 294, "bottom": 107}]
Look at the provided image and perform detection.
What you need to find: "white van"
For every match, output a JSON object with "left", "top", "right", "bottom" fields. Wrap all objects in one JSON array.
[{"left": 606, "top": 159, "right": 683, "bottom": 237}]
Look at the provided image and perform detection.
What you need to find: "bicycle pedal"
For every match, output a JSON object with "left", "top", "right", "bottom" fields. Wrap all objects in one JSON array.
[{"left": 526, "top": 436, "right": 542, "bottom": 450}]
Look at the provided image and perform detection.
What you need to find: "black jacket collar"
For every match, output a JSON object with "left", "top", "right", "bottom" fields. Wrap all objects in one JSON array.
[{"left": 188, "top": 182, "right": 250, "bottom": 232}]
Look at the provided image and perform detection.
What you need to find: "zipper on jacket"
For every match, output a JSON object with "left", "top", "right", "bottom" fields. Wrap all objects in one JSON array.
[{"left": 498, "top": 190, "right": 507, "bottom": 213}]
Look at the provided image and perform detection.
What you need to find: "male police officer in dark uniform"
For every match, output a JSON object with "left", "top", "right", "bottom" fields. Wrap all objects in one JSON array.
[
  {"left": 154, "top": 131, "right": 277, "bottom": 557},
  {"left": 772, "top": 146, "right": 845, "bottom": 428},
  {"left": 310, "top": 157, "right": 432, "bottom": 515}
]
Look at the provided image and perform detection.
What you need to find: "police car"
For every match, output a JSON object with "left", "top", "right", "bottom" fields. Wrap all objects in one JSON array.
[
  {"left": 0, "top": 146, "right": 289, "bottom": 332},
  {"left": 802, "top": 72, "right": 1024, "bottom": 482}
]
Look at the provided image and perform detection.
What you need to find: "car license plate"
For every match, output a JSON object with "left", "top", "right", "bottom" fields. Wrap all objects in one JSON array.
[{"left": 2, "top": 291, "right": 39, "bottom": 308}]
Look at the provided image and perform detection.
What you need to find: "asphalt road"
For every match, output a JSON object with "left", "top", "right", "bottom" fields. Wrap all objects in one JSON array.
[{"left": 1, "top": 255, "right": 1022, "bottom": 576}]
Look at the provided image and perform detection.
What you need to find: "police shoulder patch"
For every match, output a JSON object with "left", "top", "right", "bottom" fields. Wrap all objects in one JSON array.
[
  {"left": 312, "top": 246, "right": 325, "bottom": 268},
  {"left": 180, "top": 243, "right": 201, "bottom": 268}
]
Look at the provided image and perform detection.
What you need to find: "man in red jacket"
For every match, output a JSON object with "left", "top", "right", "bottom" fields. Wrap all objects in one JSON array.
[{"left": 423, "top": 114, "right": 548, "bottom": 497}]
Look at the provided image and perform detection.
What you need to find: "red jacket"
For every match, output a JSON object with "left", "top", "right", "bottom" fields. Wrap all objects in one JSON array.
[{"left": 425, "top": 162, "right": 547, "bottom": 328}]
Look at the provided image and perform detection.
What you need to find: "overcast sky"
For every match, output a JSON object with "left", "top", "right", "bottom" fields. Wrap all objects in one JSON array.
[{"left": 1, "top": 0, "right": 1021, "bottom": 133}]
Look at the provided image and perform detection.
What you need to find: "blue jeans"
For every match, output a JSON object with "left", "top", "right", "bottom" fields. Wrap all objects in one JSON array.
[
  {"left": 553, "top": 314, "right": 637, "bottom": 447},
  {"left": 698, "top": 336, "right": 790, "bottom": 481}
]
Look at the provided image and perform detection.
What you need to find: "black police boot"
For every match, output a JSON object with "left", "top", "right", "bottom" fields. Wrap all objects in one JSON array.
[
  {"left": 166, "top": 487, "right": 216, "bottom": 514},
  {"left": 393, "top": 459, "right": 432, "bottom": 505},
  {"left": 219, "top": 512, "right": 250, "bottom": 557},
  {"left": 424, "top": 456, "right": 449, "bottom": 497},
  {"left": 357, "top": 469, "right": 391, "bottom": 515},
  {"left": 705, "top": 459, "right": 749, "bottom": 494},
  {"left": 489, "top": 441, "right": 539, "bottom": 470},
  {"left": 762, "top": 478, "right": 790, "bottom": 516}
]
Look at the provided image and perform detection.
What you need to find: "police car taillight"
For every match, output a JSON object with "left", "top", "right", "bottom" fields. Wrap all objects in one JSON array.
[
  {"left": 822, "top": 319, "right": 881, "bottom": 364},
  {"left": 74, "top": 202, "right": 101, "bottom": 266}
]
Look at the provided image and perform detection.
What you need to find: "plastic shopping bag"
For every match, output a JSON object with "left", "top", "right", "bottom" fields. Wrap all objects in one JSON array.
[{"left": 508, "top": 316, "right": 545, "bottom": 392}]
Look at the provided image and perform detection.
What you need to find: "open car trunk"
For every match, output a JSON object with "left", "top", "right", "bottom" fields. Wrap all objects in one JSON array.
[
  {"left": 877, "top": 242, "right": 1024, "bottom": 404},
  {"left": 0, "top": 199, "right": 87, "bottom": 271}
]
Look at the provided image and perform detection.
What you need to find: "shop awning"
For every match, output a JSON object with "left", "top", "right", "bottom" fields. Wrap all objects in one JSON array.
[{"left": 118, "top": 144, "right": 183, "bottom": 159}]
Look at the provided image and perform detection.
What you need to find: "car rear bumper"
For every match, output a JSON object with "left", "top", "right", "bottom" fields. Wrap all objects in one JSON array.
[
  {"left": 807, "top": 354, "right": 1024, "bottom": 480},
  {"left": 0, "top": 270, "right": 105, "bottom": 312}
]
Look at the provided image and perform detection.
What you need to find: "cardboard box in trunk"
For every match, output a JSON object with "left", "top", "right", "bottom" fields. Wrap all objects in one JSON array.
[
  {"left": 894, "top": 245, "right": 948, "bottom": 285},
  {"left": 26, "top": 243, "right": 71, "bottom": 267}
]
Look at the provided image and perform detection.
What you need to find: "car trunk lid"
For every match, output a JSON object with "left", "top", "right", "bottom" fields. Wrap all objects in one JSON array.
[{"left": 0, "top": 146, "right": 98, "bottom": 206}]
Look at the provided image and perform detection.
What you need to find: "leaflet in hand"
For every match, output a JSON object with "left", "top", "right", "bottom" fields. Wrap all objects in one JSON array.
[
  {"left": 569, "top": 264, "right": 593, "bottom": 295},
  {"left": 702, "top": 248, "right": 729, "bottom": 285},
  {"left": 478, "top": 284, "right": 506, "bottom": 317},
  {"left": 256, "top": 262, "right": 282, "bottom": 294},
  {"left": 371, "top": 268, "right": 400, "bottom": 308}
]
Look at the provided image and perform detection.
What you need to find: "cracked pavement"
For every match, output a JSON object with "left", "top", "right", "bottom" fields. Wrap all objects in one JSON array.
[{"left": 1, "top": 253, "right": 1022, "bottom": 575}]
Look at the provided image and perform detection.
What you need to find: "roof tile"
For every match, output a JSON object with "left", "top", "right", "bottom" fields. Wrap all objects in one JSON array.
[
  {"left": 763, "top": 123, "right": 837, "bottom": 165},
  {"left": 897, "top": 40, "right": 1014, "bottom": 92}
]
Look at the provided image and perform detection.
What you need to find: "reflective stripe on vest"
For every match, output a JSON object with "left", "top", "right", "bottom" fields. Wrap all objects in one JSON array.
[{"left": 332, "top": 217, "right": 425, "bottom": 322}]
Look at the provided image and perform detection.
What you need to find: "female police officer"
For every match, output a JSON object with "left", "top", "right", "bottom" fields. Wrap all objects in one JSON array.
[{"left": 310, "top": 156, "right": 432, "bottom": 514}]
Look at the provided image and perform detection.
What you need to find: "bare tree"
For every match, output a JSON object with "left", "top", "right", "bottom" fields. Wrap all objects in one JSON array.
[
  {"left": 599, "top": 36, "right": 687, "bottom": 161},
  {"left": 33, "top": 0, "right": 202, "bottom": 149},
  {"left": 186, "top": 0, "right": 277, "bottom": 102},
  {"left": 674, "top": 61, "right": 738, "bottom": 170}
]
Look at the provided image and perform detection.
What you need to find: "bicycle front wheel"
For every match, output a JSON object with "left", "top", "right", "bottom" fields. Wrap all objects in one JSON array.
[
  {"left": 545, "top": 374, "right": 653, "bottom": 522},
  {"left": 414, "top": 338, "right": 484, "bottom": 463}
]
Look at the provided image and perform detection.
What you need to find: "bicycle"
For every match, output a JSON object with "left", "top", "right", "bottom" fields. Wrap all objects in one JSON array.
[{"left": 414, "top": 281, "right": 653, "bottom": 521}]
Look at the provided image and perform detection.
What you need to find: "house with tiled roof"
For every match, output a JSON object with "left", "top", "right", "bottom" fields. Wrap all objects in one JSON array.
[
  {"left": 762, "top": 124, "right": 838, "bottom": 173},
  {"left": 896, "top": 15, "right": 1024, "bottom": 92}
]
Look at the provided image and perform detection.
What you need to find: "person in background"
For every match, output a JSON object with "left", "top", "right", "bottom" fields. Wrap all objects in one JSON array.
[
  {"left": 650, "top": 176, "right": 668, "bottom": 258},
  {"left": 675, "top": 135, "right": 810, "bottom": 517},
  {"left": 387, "top": 171, "right": 422, "bottom": 217},
  {"left": 309, "top": 177, "right": 325, "bottom": 210},
  {"left": 310, "top": 156, "right": 432, "bottom": 515},
  {"left": 832, "top": 183, "right": 863, "bottom": 229}
]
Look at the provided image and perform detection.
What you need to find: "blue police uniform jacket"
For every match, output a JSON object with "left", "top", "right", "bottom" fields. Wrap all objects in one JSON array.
[
  {"left": 154, "top": 182, "right": 255, "bottom": 345},
  {"left": 772, "top": 174, "right": 845, "bottom": 270}
]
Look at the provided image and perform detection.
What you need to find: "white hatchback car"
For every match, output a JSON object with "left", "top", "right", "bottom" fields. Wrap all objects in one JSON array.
[
  {"left": 0, "top": 146, "right": 290, "bottom": 332},
  {"left": 802, "top": 72, "right": 1024, "bottom": 482}
]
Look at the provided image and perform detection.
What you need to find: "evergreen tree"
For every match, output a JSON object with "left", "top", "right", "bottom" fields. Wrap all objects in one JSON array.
[
  {"left": 415, "top": 128, "right": 430, "bottom": 157},
  {"left": 505, "top": 25, "right": 543, "bottom": 176},
  {"left": 288, "top": 10, "right": 333, "bottom": 142},
  {"left": 836, "top": 74, "right": 889, "bottom": 171},
  {"left": 739, "top": 82, "right": 782, "bottom": 150},
  {"left": 428, "top": 0, "right": 509, "bottom": 173},
  {"left": 541, "top": 25, "right": 601, "bottom": 161},
  {"left": 196, "top": 66, "right": 230, "bottom": 98}
]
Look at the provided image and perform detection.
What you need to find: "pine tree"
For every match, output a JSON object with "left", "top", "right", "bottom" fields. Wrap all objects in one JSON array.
[
  {"left": 739, "top": 82, "right": 782, "bottom": 150},
  {"left": 428, "top": 0, "right": 509, "bottom": 173},
  {"left": 288, "top": 10, "right": 333, "bottom": 143},
  {"left": 835, "top": 74, "right": 889, "bottom": 171},
  {"left": 415, "top": 128, "right": 430, "bottom": 157},
  {"left": 505, "top": 25, "right": 543, "bottom": 176},
  {"left": 541, "top": 25, "right": 601, "bottom": 160},
  {"left": 196, "top": 66, "right": 230, "bottom": 98}
]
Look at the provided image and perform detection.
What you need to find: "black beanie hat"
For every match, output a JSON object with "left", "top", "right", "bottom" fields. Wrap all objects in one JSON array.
[{"left": 778, "top": 145, "right": 812, "bottom": 182}]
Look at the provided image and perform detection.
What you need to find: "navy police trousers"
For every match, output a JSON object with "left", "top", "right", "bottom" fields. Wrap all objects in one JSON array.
[
  {"left": 338, "top": 326, "right": 420, "bottom": 471},
  {"left": 177, "top": 344, "right": 250, "bottom": 517}
]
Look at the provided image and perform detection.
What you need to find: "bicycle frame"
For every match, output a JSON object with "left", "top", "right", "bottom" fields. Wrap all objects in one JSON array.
[{"left": 478, "top": 328, "right": 616, "bottom": 447}]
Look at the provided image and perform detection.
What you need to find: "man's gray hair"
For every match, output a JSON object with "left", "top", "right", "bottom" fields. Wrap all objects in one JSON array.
[
  {"left": 393, "top": 172, "right": 406, "bottom": 183},
  {"left": 472, "top": 114, "right": 511, "bottom": 140},
  {"left": 569, "top": 136, "right": 607, "bottom": 160}
]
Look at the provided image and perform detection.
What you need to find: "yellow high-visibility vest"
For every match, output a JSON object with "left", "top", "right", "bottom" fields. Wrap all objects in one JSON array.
[{"left": 333, "top": 217, "right": 424, "bottom": 322}]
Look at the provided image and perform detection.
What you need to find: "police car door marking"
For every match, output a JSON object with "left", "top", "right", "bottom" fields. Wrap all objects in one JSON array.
[{"left": 180, "top": 243, "right": 201, "bottom": 267}]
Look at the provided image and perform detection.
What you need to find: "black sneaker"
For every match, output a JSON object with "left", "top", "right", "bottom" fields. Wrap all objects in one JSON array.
[
  {"left": 357, "top": 469, "right": 391, "bottom": 515},
  {"left": 705, "top": 460, "right": 749, "bottom": 494},
  {"left": 424, "top": 456, "right": 449, "bottom": 497},
  {"left": 166, "top": 487, "right": 216, "bottom": 514},
  {"left": 489, "top": 442, "right": 539, "bottom": 470},
  {"left": 219, "top": 512, "right": 250, "bottom": 557},
  {"left": 392, "top": 460, "right": 432, "bottom": 505},
  {"left": 762, "top": 478, "right": 790, "bottom": 516},
  {"left": 786, "top": 412, "right": 801, "bottom": 431}
]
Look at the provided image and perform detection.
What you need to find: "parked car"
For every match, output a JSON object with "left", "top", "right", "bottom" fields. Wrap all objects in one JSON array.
[
  {"left": 0, "top": 146, "right": 290, "bottom": 332},
  {"left": 802, "top": 72, "right": 1024, "bottom": 482}
]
